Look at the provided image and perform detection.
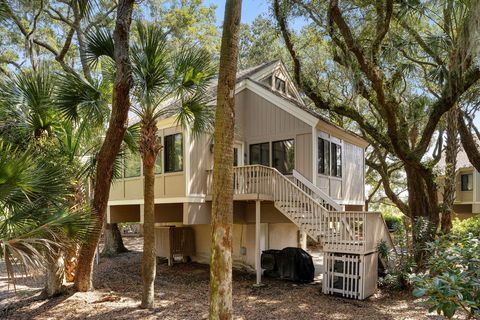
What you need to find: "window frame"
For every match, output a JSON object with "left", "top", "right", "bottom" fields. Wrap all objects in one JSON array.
[
  {"left": 318, "top": 137, "right": 330, "bottom": 175},
  {"left": 249, "top": 142, "right": 270, "bottom": 166},
  {"left": 461, "top": 173, "right": 473, "bottom": 191},
  {"left": 330, "top": 142, "right": 342, "bottom": 178},
  {"left": 164, "top": 133, "right": 184, "bottom": 173},
  {"left": 275, "top": 76, "right": 286, "bottom": 93},
  {"left": 124, "top": 151, "right": 142, "bottom": 178},
  {"left": 272, "top": 139, "right": 295, "bottom": 175}
]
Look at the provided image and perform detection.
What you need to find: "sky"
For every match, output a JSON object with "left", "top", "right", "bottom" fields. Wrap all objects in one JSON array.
[{"left": 206, "top": 0, "right": 271, "bottom": 25}]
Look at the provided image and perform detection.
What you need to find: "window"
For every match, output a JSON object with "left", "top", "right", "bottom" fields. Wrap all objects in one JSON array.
[
  {"left": 154, "top": 153, "right": 162, "bottom": 174},
  {"left": 461, "top": 174, "right": 473, "bottom": 191},
  {"left": 233, "top": 147, "right": 238, "bottom": 166},
  {"left": 272, "top": 139, "right": 295, "bottom": 174},
  {"left": 318, "top": 138, "right": 330, "bottom": 175},
  {"left": 331, "top": 143, "right": 342, "bottom": 177},
  {"left": 124, "top": 152, "right": 141, "bottom": 178},
  {"left": 250, "top": 142, "right": 269, "bottom": 166},
  {"left": 164, "top": 133, "right": 183, "bottom": 172},
  {"left": 275, "top": 77, "right": 286, "bottom": 93}
]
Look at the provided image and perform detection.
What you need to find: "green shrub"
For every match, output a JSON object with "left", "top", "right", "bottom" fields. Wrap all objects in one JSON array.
[
  {"left": 378, "top": 225, "right": 415, "bottom": 290},
  {"left": 412, "top": 234, "right": 480, "bottom": 319},
  {"left": 452, "top": 216, "right": 480, "bottom": 238},
  {"left": 382, "top": 210, "right": 403, "bottom": 231}
]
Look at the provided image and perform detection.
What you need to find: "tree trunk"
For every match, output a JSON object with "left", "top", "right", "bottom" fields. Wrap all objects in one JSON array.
[
  {"left": 102, "top": 223, "right": 129, "bottom": 256},
  {"left": 140, "top": 117, "right": 160, "bottom": 309},
  {"left": 43, "top": 250, "right": 67, "bottom": 298},
  {"left": 209, "top": 1, "right": 242, "bottom": 319},
  {"left": 404, "top": 165, "right": 440, "bottom": 267},
  {"left": 458, "top": 111, "right": 480, "bottom": 172},
  {"left": 441, "top": 108, "right": 458, "bottom": 233},
  {"left": 74, "top": 0, "right": 134, "bottom": 292}
]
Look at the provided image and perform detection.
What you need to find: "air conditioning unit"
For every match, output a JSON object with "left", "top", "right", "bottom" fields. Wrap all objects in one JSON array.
[
  {"left": 322, "top": 252, "right": 377, "bottom": 300},
  {"left": 155, "top": 226, "right": 195, "bottom": 266}
]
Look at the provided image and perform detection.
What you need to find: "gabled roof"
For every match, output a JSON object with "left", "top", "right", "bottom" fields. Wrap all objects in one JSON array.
[
  {"left": 161, "top": 60, "right": 368, "bottom": 147},
  {"left": 437, "top": 139, "right": 477, "bottom": 172}
]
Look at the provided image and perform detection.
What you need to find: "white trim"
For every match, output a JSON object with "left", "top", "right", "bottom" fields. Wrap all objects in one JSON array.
[
  {"left": 312, "top": 127, "right": 318, "bottom": 186},
  {"left": 108, "top": 196, "right": 207, "bottom": 206},
  {"left": 184, "top": 127, "right": 191, "bottom": 195},
  {"left": 107, "top": 206, "right": 111, "bottom": 223},
  {"left": 245, "top": 80, "right": 319, "bottom": 127}
]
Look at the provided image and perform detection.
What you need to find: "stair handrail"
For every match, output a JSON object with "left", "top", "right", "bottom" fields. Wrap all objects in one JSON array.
[{"left": 292, "top": 169, "right": 342, "bottom": 211}]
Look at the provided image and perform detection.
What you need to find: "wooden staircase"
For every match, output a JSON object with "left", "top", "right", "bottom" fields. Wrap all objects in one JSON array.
[{"left": 206, "top": 165, "right": 395, "bottom": 300}]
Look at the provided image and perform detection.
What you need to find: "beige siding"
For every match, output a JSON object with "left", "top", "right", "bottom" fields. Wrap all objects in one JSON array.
[
  {"left": 189, "top": 133, "right": 213, "bottom": 195},
  {"left": 189, "top": 222, "right": 298, "bottom": 269},
  {"left": 295, "top": 133, "right": 313, "bottom": 181},
  {"left": 330, "top": 178, "right": 342, "bottom": 200},
  {"left": 108, "top": 124, "right": 186, "bottom": 201},
  {"left": 109, "top": 205, "right": 140, "bottom": 223},
  {"left": 242, "top": 89, "right": 310, "bottom": 145},
  {"left": 342, "top": 142, "right": 365, "bottom": 204}
]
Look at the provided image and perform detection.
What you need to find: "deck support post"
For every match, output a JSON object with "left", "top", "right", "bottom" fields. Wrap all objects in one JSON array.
[
  {"left": 255, "top": 199, "right": 262, "bottom": 285},
  {"left": 298, "top": 230, "right": 307, "bottom": 250}
]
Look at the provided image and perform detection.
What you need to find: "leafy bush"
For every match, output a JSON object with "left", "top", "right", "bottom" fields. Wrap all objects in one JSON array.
[
  {"left": 381, "top": 205, "right": 404, "bottom": 231},
  {"left": 452, "top": 216, "right": 480, "bottom": 238},
  {"left": 412, "top": 235, "right": 480, "bottom": 319},
  {"left": 378, "top": 224, "right": 415, "bottom": 290}
]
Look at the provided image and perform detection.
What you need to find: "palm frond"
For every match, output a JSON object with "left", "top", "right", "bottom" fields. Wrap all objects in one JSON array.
[
  {"left": 131, "top": 21, "right": 169, "bottom": 113},
  {"left": 86, "top": 27, "right": 115, "bottom": 68},
  {"left": 54, "top": 71, "right": 108, "bottom": 126}
]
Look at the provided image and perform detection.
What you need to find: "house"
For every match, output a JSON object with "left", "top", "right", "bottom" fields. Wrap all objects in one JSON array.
[
  {"left": 438, "top": 143, "right": 480, "bottom": 219},
  {"left": 107, "top": 61, "right": 392, "bottom": 299}
]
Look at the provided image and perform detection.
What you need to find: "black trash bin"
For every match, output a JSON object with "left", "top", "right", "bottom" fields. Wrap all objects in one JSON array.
[{"left": 261, "top": 247, "right": 314, "bottom": 283}]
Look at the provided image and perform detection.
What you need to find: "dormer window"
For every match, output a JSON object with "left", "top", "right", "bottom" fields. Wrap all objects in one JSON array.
[{"left": 275, "top": 76, "right": 286, "bottom": 93}]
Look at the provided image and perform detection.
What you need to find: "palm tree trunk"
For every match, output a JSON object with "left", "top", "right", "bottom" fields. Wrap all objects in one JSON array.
[
  {"left": 74, "top": 0, "right": 134, "bottom": 292},
  {"left": 43, "top": 250, "right": 67, "bottom": 297},
  {"left": 102, "top": 223, "right": 129, "bottom": 255},
  {"left": 140, "top": 117, "right": 160, "bottom": 309},
  {"left": 209, "top": 1, "right": 242, "bottom": 319},
  {"left": 441, "top": 108, "right": 458, "bottom": 233}
]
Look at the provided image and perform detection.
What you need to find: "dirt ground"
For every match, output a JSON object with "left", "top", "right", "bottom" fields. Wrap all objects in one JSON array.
[{"left": 0, "top": 237, "right": 447, "bottom": 320}]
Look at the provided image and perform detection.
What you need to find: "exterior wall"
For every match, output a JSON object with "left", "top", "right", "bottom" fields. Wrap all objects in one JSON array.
[
  {"left": 342, "top": 142, "right": 365, "bottom": 204},
  {"left": 316, "top": 129, "right": 366, "bottom": 204},
  {"left": 188, "top": 133, "right": 212, "bottom": 195},
  {"left": 455, "top": 168, "right": 475, "bottom": 203},
  {"left": 109, "top": 122, "right": 186, "bottom": 201},
  {"left": 189, "top": 222, "right": 298, "bottom": 269},
  {"left": 109, "top": 205, "right": 141, "bottom": 223},
  {"left": 240, "top": 89, "right": 313, "bottom": 179}
]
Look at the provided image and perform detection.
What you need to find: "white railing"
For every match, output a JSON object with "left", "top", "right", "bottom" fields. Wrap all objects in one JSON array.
[
  {"left": 292, "top": 169, "right": 342, "bottom": 211},
  {"left": 323, "top": 211, "right": 391, "bottom": 254},
  {"left": 206, "top": 165, "right": 391, "bottom": 254},
  {"left": 207, "top": 165, "right": 327, "bottom": 240}
]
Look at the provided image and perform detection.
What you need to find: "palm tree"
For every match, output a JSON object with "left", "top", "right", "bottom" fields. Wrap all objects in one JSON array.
[
  {"left": 0, "top": 141, "right": 93, "bottom": 295},
  {"left": 0, "top": 64, "right": 128, "bottom": 295},
  {"left": 209, "top": 1, "right": 242, "bottom": 318},
  {"left": 86, "top": 21, "right": 215, "bottom": 308}
]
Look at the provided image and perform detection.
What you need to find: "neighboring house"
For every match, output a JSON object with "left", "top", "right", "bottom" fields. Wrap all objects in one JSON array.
[
  {"left": 107, "top": 61, "right": 391, "bottom": 299},
  {"left": 438, "top": 144, "right": 480, "bottom": 219}
]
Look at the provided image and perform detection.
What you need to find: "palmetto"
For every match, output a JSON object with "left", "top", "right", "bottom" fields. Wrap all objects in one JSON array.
[{"left": 86, "top": 21, "right": 215, "bottom": 308}]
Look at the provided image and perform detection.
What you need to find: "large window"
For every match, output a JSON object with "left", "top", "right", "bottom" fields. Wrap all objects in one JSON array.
[
  {"left": 331, "top": 143, "right": 342, "bottom": 177},
  {"left": 461, "top": 174, "right": 473, "bottom": 191},
  {"left": 164, "top": 133, "right": 183, "bottom": 172},
  {"left": 250, "top": 142, "right": 269, "bottom": 166},
  {"left": 124, "top": 152, "right": 141, "bottom": 178},
  {"left": 272, "top": 139, "right": 295, "bottom": 174},
  {"left": 318, "top": 138, "right": 330, "bottom": 175}
]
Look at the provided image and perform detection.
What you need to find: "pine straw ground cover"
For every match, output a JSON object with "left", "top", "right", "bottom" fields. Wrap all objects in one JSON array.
[{"left": 1, "top": 238, "right": 447, "bottom": 320}]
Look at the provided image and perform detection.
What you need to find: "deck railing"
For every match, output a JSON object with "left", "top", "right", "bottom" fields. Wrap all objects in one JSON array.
[
  {"left": 292, "top": 169, "right": 343, "bottom": 211},
  {"left": 206, "top": 165, "right": 390, "bottom": 254}
]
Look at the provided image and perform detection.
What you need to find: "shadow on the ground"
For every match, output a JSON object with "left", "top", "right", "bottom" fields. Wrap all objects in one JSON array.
[{"left": 1, "top": 237, "right": 443, "bottom": 320}]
